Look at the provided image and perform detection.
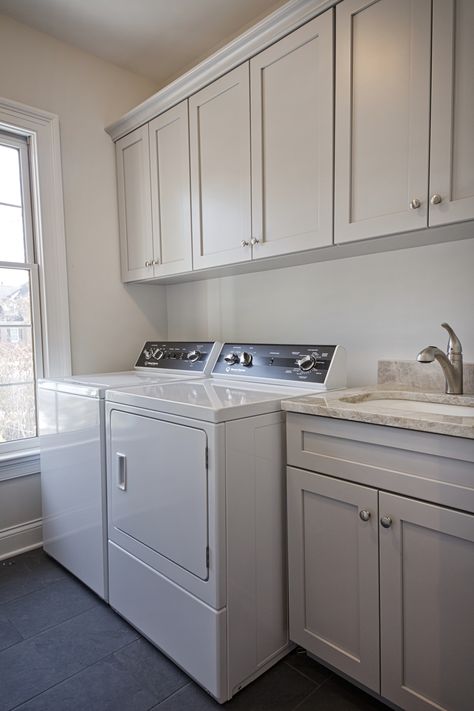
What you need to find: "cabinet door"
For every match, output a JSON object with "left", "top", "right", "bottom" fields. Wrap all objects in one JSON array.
[
  {"left": 335, "top": 0, "right": 431, "bottom": 243},
  {"left": 287, "top": 466, "right": 380, "bottom": 692},
  {"left": 189, "top": 64, "right": 252, "bottom": 270},
  {"left": 116, "top": 126, "right": 154, "bottom": 282},
  {"left": 429, "top": 0, "right": 474, "bottom": 226},
  {"left": 250, "top": 11, "right": 333, "bottom": 259},
  {"left": 380, "top": 493, "right": 474, "bottom": 711},
  {"left": 149, "top": 101, "right": 193, "bottom": 277}
]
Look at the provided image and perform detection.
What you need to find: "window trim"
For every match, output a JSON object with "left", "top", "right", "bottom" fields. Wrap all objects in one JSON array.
[{"left": 0, "top": 97, "right": 71, "bottom": 469}]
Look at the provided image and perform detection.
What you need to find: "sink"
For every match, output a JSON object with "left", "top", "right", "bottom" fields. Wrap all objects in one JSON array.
[{"left": 338, "top": 394, "right": 474, "bottom": 418}]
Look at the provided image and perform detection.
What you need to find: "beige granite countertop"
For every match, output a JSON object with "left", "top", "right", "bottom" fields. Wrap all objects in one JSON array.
[{"left": 282, "top": 385, "right": 474, "bottom": 439}]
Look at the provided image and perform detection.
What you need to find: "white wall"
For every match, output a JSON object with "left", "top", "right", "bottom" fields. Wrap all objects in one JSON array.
[
  {"left": 0, "top": 13, "right": 167, "bottom": 375},
  {"left": 166, "top": 238, "right": 474, "bottom": 386}
]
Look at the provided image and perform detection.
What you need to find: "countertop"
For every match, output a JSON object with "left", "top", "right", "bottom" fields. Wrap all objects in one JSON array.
[{"left": 282, "top": 385, "right": 474, "bottom": 439}]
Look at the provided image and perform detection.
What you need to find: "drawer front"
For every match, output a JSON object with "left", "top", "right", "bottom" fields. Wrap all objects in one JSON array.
[{"left": 287, "top": 414, "right": 474, "bottom": 513}]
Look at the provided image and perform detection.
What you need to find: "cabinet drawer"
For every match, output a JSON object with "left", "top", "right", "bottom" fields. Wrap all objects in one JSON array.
[{"left": 286, "top": 413, "right": 474, "bottom": 513}]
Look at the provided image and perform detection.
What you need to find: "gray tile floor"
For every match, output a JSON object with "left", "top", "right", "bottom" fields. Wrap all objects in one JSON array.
[{"left": 0, "top": 549, "right": 389, "bottom": 710}]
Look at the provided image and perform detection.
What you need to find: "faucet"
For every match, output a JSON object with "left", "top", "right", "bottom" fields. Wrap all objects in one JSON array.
[{"left": 417, "top": 323, "right": 463, "bottom": 394}]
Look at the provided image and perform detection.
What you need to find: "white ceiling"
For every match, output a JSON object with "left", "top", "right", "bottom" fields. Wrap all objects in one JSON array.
[{"left": 0, "top": 0, "right": 289, "bottom": 86}]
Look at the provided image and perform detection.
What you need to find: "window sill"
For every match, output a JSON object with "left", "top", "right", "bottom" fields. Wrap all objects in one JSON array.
[{"left": 0, "top": 448, "right": 40, "bottom": 482}]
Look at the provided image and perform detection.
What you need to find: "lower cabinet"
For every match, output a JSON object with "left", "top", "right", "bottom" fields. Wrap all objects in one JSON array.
[{"left": 287, "top": 466, "right": 474, "bottom": 711}]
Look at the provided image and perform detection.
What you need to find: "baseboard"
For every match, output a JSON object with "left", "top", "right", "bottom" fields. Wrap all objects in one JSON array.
[{"left": 0, "top": 518, "right": 42, "bottom": 560}]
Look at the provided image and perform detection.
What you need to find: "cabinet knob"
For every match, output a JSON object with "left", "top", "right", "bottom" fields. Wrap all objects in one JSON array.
[
  {"left": 144, "top": 260, "right": 152, "bottom": 267},
  {"left": 430, "top": 194, "right": 442, "bottom": 205},
  {"left": 380, "top": 515, "right": 393, "bottom": 529},
  {"left": 152, "top": 258, "right": 160, "bottom": 266},
  {"left": 359, "top": 509, "right": 371, "bottom": 522},
  {"left": 409, "top": 198, "right": 421, "bottom": 210},
  {"left": 250, "top": 238, "right": 260, "bottom": 246},
  {"left": 241, "top": 240, "right": 250, "bottom": 247}
]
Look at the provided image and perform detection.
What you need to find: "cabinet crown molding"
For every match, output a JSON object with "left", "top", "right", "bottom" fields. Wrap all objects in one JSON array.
[{"left": 105, "top": 0, "right": 336, "bottom": 141}]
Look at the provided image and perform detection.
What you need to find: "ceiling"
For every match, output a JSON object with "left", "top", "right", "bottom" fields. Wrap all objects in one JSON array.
[{"left": 0, "top": 0, "right": 289, "bottom": 86}]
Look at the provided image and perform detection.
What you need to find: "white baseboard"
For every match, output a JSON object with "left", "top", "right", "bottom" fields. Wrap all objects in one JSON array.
[{"left": 0, "top": 518, "right": 42, "bottom": 560}]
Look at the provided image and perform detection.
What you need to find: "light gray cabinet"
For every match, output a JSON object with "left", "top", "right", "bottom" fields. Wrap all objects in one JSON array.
[{"left": 287, "top": 413, "right": 474, "bottom": 710}]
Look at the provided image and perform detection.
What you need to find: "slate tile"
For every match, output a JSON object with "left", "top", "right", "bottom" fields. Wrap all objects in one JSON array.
[
  {"left": 284, "top": 648, "right": 332, "bottom": 686},
  {"left": 0, "top": 604, "right": 138, "bottom": 711},
  {"left": 0, "top": 550, "right": 67, "bottom": 604},
  {"left": 14, "top": 655, "right": 157, "bottom": 711},
  {"left": 0, "top": 611, "right": 22, "bottom": 651},
  {"left": 297, "top": 674, "right": 389, "bottom": 710},
  {"left": 113, "top": 638, "right": 189, "bottom": 702},
  {"left": 1, "top": 577, "right": 98, "bottom": 639}
]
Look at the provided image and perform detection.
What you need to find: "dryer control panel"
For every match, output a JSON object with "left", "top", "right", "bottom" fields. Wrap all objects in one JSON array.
[
  {"left": 212, "top": 343, "right": 346, "bottom": 390},
  {"left": 135, "top": 342, "right": 220, "bottom": 374}
]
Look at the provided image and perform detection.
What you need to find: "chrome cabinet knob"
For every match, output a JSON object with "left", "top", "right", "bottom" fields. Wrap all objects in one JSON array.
[
  {"left": 409, "top": 198, "right": 421, "bottom": 210},
  {"left": 187, "top": 350, "right": 200, "bottom": 363},
  {"left": 144, "top": 260, "right": 151, "bottom": 267},
  {"left": 224, "top": 352, "right": 238, "bottom": 365},
  {"left": 239, "top": 352, "right": 253, "bottom": 367},
  {"left": 152, "top": 258, "right": 160, "bottom": 266},
  {"left": 359, "top": 509, "right": 371, "bottom": 522},
  {"left": 250, "top": 238, "right": 260, "bottom": 246},
  {"left": 241, "top": 240, "right": 250, "bottom": 247},
  {"left": 296, "top": 355, "right": 316, "bottom": 372},
  {"left": 380, "top": 515, "right": 393, "bottom": 529},
  {"left": 430, "top": 194, "right": 442, "bottom": 205}
]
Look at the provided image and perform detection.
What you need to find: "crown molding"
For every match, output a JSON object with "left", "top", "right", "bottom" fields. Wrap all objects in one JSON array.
[{"left": 105, "top": 0, "right": 337, "bottom": 141}]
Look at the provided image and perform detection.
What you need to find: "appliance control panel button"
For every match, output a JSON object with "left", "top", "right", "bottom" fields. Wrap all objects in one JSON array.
[
  {"left": 224, "top": 352, "right": 239, "bottom": 365},
  {"left": 239, "top": 352, "right": 253, "bottom": 367},
  {"left": 296, "top": 355, "right": 316, "bottom": 372},
  {"left": 153, "top": 348, "right": 165, "bottom": 360},
  {"left": 187, "top": 350, "right": 201, "bottom": 362}
]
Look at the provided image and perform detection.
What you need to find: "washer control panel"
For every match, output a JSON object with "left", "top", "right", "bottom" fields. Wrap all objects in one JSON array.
[
  {"left": 212, "top": 344, "right": 346, "bottom": 388},
  {"left": 135, "top": 342, "right": 219, "bottom": 373}
]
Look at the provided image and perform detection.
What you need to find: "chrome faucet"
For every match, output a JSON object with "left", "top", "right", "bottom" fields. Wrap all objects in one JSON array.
[{"left": 417, "top": 323, "right": 463, "bottom": 394}]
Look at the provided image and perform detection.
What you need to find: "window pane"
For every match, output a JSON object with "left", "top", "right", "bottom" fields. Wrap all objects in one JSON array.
[
  {"left": 0, "top": 204, "right": 25, "bottom": 263},
  {"left": 0, "top": 383, "right": 36, "bottom": 443},
  {"left": 0, "top": 327, "right": 35, "bottom": 384},
  {"left": 0, "top": 145, "right": 22, "bottom": 206}
]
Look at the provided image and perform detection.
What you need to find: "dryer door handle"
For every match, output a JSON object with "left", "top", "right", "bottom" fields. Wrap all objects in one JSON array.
[{"left": 116, "top": 453, "right": 127, "bottom": 491}]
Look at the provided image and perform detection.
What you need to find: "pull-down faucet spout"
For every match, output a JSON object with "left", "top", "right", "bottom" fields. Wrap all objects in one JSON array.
[{"left": 417, "top": 323, "right": 463, "bottom": 395}]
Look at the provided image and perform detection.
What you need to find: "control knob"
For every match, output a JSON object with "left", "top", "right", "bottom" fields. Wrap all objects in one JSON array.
[
  {"left": 143, "top": 349, "right": 152, "bottom": 360},
  {"left": 224, "top": 352, "right": 239, "bottom": 365},
  {"left": 297, "top": 354, "right": 316, "bottom": 372},
  {"left": 187, "top": 350, "right": 201, "bottom": 363},
  {"left": 152, "top": 348, "right": 165, "bottom": 360},
  {"left": 239, "top": 352, "right": 253, "bottom": 367}
]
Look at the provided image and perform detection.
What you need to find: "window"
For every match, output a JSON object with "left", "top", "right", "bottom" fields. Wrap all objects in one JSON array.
[{"left": 0, "top": 131, "right": 43, "bottom": 452}]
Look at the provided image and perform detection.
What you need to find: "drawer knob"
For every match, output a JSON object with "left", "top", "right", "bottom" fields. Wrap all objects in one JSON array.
[
  {"left": 409, "top": 198, "right": 421, "bottom": 210},
  {"left": 359, "top": 509, "right": 371, "bottom": 522},
  {"left": 380, "top": 515, "right": 393, "bottom": 529},
  {"left": 430, "top": 194, "right": 442, "bottom": 205}
]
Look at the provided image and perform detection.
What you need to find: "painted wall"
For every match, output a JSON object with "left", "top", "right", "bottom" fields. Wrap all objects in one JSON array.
[
  {"left": 166, "top": 238, "right": 474, "bottom": 386},
  {"left": 0, "top": 13, "right": 166, "bottom": 375}
]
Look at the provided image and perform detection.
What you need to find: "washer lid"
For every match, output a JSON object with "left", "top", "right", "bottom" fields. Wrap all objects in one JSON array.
[
  {"left": 38, "top": 371, "right": 201, "bottom": 398},
  {"left": 105, "top": 378, "right": 315, "bottom": 422}
]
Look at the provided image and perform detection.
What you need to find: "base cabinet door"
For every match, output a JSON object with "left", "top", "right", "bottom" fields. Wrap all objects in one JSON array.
[
  {"left": 429, "top": 0, "right": 474, "bottom": 226},
  {"left": 250, "top": 10, "right": 333, "bottom": 258},
  {"left": 287, "top": 466, "right": 380, "bottom": 692},
  {"left": 379, "top": 492, "right": 474, "bottom": 711}
]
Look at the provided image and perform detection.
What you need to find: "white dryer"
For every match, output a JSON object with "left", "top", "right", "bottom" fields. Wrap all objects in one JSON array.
[
  {"left": 39, "top": 341, "right": 221, "bottom": 600},
  {"left": 105, "top": 343, "right": 346, "bottom": 702}
]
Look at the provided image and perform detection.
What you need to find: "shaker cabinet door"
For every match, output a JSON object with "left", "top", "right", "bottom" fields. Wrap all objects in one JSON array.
[
  {"left": 379, "top": 492, "right": 474, "bottom": 711},
  {"left": 116, "top": 126, "right": 154, "bottom": 282},
  {"left": 250, "top": 10, "right": 334, "bottom": 259},
  {"left": 429, "top": 0, "right": 474, "bottom": 226},
  {"left": 335, "top": 0, "right": 432, "bottom": 243},
  {"left": 287, "top": 466, "right": 380, "bottom": 692},
  {"left": 189, "top": 63, "right": 252, "bottom": 270},
  {"left": 149, "top": 101, "right": 193, "bottom": 277}
]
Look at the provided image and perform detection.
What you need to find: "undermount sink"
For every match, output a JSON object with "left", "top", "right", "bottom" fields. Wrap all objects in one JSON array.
[{"left": 338, "top": 394, "right": 474, "bottom": 418}]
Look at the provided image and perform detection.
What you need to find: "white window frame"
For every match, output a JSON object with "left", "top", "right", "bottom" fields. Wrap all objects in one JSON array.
[{"left": 0, "top": 97, "right": 71, "bottom": 472}]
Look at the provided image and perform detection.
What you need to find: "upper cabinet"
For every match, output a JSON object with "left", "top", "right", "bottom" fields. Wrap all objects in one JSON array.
[
  {"left": 335, "top": 0, "right": 432, "bottom": 243},
  {"left": 116, "top": 126, "right": 154, "bottom": 282},
  {"left": 429, "top": 0, "right": 474, "bottom": 226},
  {"left": 250, "top": 11, "right": 334, "bottom": 259},
  {"left": 189, "top": 64, "right": 252, "bottom": 270}
]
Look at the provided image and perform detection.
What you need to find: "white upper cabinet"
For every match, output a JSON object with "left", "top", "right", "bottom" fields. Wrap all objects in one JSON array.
[
  {"left": 335, "top": 0, "right": 432, "bottom": 243},
  {"left": 429, "top": 0, "right": 474, "bottom": 226},
  {"left": 250, "top": 11, "right": 334, "bottom": 259},
  {"left": 116, "top": 126, "right": 153, "bottom": 282},
  {"left": 189, "top": 64, "right": 252, "bottom": 270},
  {"left": 149, "top": 101, "right": 193, "bottom": 277}
]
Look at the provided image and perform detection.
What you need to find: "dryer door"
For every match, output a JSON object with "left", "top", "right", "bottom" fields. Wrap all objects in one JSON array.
[{"left": 109, "top": 410, "right": 209, "bottom": 580}]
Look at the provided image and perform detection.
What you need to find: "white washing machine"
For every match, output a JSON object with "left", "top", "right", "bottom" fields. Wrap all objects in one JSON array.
[
  {"left": 39, "top": 341, "right": 221, "bottom": 600},
  {"left": 105, "top": 343, "right": 346, "bottom": 701}
]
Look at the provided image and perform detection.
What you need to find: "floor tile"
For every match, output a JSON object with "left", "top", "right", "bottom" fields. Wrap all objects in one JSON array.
[
  {"left": 1, "top": 576, "right": 99, "bottom": 639},
  {"left": 0, "top": 612, "right": 22, "bottom": 652},
  {"left": 0, "top": 550, "right": 67, "bottom": 605},
  {"left": 14, "top": 655, "right": 158, "bottom": 711},
  {"left": 0, "top": 604, "right": 139, "bottom": 711},
  {"left": 297, "top": 674, "right": 389, "bottom": 710},
  {"left": 113, "top": 638, "right": 189, "bottom": 702},
  {"left": 152, "top": 660, "right": 316, "bottom": 710},
  {"left": 284, "top": 648, "right": 333, "bottom": 686}
]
